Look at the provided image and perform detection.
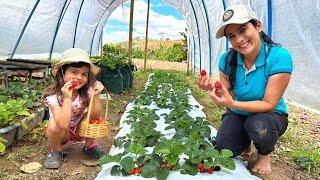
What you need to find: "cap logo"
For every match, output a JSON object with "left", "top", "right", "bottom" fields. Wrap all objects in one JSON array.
[{"left": 223, "top": 9, "right": 234, "bottom": 22}]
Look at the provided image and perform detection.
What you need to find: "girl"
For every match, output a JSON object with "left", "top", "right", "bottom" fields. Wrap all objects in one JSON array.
[
  {"left": 42, "top": 48, "right": 105, "bottom": 169},
  {"left": 198, "top": 4, "right": 293, "bottom": 175}
]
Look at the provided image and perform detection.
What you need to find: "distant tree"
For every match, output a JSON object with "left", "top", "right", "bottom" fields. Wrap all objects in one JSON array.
[{"left": 179, "top": 28, "right": 188, "bottom": 49}]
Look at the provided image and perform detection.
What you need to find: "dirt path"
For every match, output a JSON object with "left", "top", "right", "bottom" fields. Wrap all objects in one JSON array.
[{"left": 133, "top": 58, "right": 188, "bottom": 72}]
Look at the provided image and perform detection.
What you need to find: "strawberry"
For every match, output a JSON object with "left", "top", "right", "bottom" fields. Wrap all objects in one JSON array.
[
  {"left": 198, "top": 162, "right": 206, "bottom": 172},
  {"left": 200, "top": 69, "right": 207, "bottom": 77},
  {"left": 71, "top": 80, "right": 79, "bottom": 89},
  {"left": 136, "top": 167, "right": 142, "bottom": 174},
  {"left": 214, "top": 81, "right": 222, "bottom": 89},
  {"left": 133, "top": 168, "right": 139, "bottom": 175},
  {"left": 213, "top": 166, "right": 221, "bottom": 171},
  {"left": 129, "top": 168, "right": 135, "bottom": 175},
  {"left": 89, "top": 119, "right": 99, "bottom": 124},
  {"left": 160, "top": 163, "right": 169, "bottom": 169},
  {"left": 207, "top": 167, "right": 214, "bottom": 174},
  {"left": 214, "top": 81, "right": 222, "bottom": 95}
]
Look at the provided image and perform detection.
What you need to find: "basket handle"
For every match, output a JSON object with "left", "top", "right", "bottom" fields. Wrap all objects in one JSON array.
[
  {"left": 85, "top": 88, "right": 110, "bottom": 124},
  {"left": 85, "top": 93, "right": 95, "bottom": 125},
  {"left": 104, "top": 88, "right": 109, "bottom": 120}
]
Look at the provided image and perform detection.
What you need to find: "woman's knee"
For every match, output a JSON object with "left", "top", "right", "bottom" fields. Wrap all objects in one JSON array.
[
  {"left": 244, "top": 113, "right": 279, "bottom": 154},
  {"left": 215, "top": 111, "right": 251, "bottom": 157},
  {"left": 245, "top": 113, "right": 278, "bottom": 139}
]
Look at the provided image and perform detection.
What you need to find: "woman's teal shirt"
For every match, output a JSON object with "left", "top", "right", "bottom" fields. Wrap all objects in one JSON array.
[{"left": 218, "top": 42, "right": 293, "bottom": 115}]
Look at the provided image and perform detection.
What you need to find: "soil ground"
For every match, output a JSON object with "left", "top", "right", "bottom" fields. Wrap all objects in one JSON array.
[{"left": 0, "top": 59, "right": 318, "bottom": 180}]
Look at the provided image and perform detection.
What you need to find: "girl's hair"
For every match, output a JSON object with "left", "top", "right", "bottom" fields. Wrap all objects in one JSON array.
[
  {"left": 225, "top": 19, "right": 280, "bottom": 90},
  {"left": 42, "top": 62, "right": 97, "bottom": 107}
]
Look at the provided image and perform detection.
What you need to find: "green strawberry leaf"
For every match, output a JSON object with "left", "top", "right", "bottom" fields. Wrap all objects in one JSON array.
[{"left": 120, "top": 156, "right": 134, "bottom": 173}]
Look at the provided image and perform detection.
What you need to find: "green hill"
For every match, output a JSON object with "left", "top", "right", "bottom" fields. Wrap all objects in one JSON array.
[{"left": 109, "top": 38, "right": 184, "bottom": 50}]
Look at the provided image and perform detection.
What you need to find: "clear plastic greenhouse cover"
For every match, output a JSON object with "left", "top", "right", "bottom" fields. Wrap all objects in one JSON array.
[{"left": 0, "top": 0, "right": 319, "bottom": 112}]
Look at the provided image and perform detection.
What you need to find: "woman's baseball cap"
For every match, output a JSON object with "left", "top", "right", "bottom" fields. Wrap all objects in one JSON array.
[
  {"left": 51, "top": 48, "right": 100, "bottom": 77},
  {"left": 216, "top": 4, "right": 257, "bottom": 39}
]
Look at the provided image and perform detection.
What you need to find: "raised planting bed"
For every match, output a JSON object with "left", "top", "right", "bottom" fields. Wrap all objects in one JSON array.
[
  {"left": 96, "top": 72, "right": 259, "bottom": 180},
  {"left": 0, "top": 123, "right": 20, "bottom": 147},
  {"left": 16, "top": 107, "right": 45, "bottom": 140}
]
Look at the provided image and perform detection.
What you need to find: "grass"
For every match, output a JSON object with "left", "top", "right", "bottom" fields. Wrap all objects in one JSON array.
[{"left": 277, "top": 113, "right": 320, "bottom": 177}]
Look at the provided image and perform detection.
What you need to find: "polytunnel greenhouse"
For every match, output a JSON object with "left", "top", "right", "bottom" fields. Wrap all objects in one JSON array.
[{"left": 0, "top": 0, "right": 319, "bottom": 179}]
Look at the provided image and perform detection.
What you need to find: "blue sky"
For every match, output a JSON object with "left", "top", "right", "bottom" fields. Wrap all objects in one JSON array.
[{"left": 103, "top": 0, "right": 186, "bottom": 44}]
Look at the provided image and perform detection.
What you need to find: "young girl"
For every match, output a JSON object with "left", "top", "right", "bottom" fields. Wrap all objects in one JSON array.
[
  {"left": 43, "top": 48, "right": 105, "bottom": 169},
  {"left": 198, "top": 4, "right": 293, "bottom": 175}
]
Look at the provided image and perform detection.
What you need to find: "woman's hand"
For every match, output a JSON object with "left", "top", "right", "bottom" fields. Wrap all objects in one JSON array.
[
  {"left": 92, "top": 81, "right": 104, "bottom": 95},
  {"left": 209, "top": 83, "right": 234, "bottom": 108},
  {"left": 61, "top": 80, "right": 73, "bottom": 99},
  {"left": 197, "top": 75, "right": 214, "bottom": 91}
]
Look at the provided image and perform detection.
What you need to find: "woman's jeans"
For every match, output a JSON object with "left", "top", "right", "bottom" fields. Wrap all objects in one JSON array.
[{"left": 215, "top": 109, "right": 288, "bottom": 156}]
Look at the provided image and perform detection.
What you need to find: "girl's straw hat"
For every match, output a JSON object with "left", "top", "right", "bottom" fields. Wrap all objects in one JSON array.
[{"left": 51, "top": 48, "right": 100, "bottom": 77}]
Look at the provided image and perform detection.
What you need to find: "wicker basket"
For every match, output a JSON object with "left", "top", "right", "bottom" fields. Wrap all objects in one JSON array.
[{"left": 78, "top": 91, "right": 110, "bottom": 139}]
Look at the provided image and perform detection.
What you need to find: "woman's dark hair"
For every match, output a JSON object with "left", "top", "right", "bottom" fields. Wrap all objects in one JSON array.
[
  {"left": 42, "top": 62, "right": 96, "bottom": 107},
  {"left": 225, "top": 19, "right": 280, "bottom": 90}
]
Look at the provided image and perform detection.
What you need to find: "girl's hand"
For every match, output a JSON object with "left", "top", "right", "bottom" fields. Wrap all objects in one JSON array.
[
  {"left": 197, "top": 74, "right": 214, "bottom": 91},
  {"left": 92, "top": 81, "right": 104, "bottom": 95},
  {"left": 61, "top": 80, "right": 73, "bottom": 99},
  {"left": 209, "top": 83, "right": 234, "bottom": 107}
]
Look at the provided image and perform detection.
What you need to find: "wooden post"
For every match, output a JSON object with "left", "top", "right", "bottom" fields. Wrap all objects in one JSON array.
[
  {"left": 128, "top": 0, "right": 135, "bottom": 62},
  {"left": 144, "top": 0, "right": 150, "bottom": 71},
  {"left": 100, "top": 32, "right": 103, "bottom": 56}
]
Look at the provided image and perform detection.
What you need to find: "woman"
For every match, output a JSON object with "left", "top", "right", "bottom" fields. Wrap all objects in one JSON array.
[{"left": 198, "top": 4, "right": 293, "bottom": 174}]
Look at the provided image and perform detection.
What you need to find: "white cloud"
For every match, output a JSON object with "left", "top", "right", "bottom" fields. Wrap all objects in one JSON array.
[{"left": 104, "top": 0, "right": 186, "bottom": 44}]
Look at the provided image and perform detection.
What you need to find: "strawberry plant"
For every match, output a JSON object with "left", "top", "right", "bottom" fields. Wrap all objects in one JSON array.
[
  {"left": 101, "top": 72, "right": 236, "bottom": 179},
  {"left": 153, "top": 138, "right": 186, "bottom": 167},
  {"left": 0, "top": 99, "right": 30, "bottom": 128},
  {"left": 0, "top": 136, "right": 7, "bottom": 154}
]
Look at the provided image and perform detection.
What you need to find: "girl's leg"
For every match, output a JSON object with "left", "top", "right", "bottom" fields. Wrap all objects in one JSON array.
[
  {"left": 215, "top": 109, "right": 251, "bottom": 157},
  {"left": 79, "top": 111, "right": 105, "bottom": 159},
  {"left": 45, "top": 119, "right": 69, "bottom": 151},
  {"left": 83, "top": 138, "right": 105, "bottom": 159},
  {"left": 44, "top": 119, "right": 69, "bottom": 169},
  {"left": 244, "top": 113, "right": 288, "bottom": 174}
]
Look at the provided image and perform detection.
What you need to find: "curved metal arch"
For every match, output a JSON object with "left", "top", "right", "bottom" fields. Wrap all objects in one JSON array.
[
  {"left": 197, "top": 0, "right": 213, "bottom": 75},
  {"left": 192, "top": 34, "right": 196, "bottom": 74},
  {"left": 90, "top": 0, "right": 128, "bottom": 56},
  {"left": 267, "top": 0, "right": 273, "bottom": 38},
  {"left": 89, "top": 0, "right": 117, "bottom": 56},
  {"left": 49, "top": 0, "right": 71, "bottom": 59},
  {"left": 187, "top": 0, "right": 202, "bottom": 72},
  {"left": 10, "top": 0, "right": 41, "bottom": 58},
  {"left": 73, "top": 0, "right": 85, "bottom": 48},
  {"left": 222, "top": 0, "right": 228, "bottom": 50}
]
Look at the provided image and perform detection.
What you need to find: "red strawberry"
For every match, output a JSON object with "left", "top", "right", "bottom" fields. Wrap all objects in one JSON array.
[
  {"left": 133, "top": 168, "right": 139, "bottom": 175},
  {"left": 200, "top": 69, "right": 207, "bottom": 77},
  {"left": 214, "top": 81, "right": 222, "bottom": 89},
  {"left": 207, "top": 167, "right": 214, "bottom": 174},
  {"left": 89, "top": 119, "right": 99, "bottom": 124},
  {"left": 160, "top": 163, "right": 170, "bottom": 169},
  {"left": 129, "top": 168, "right": 135, "bottom": 175},
  {"left": 136, "top": 167, "right": 142, "bottom": 174},
  {"left": 71, "top": 80, "right": 79, "bottom": 89},
  {"left": 198, "top": 163, "right": 206, "bottom": 172}
]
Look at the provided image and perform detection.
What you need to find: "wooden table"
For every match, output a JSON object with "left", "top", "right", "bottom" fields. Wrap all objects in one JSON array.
[{"left": 0, "top": 60, "right": 50, "bottom": 85}]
